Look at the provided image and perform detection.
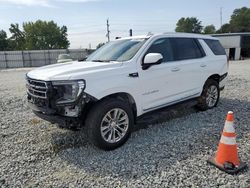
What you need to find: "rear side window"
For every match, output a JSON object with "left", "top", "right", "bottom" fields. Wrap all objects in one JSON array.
[
  {"left": 204, "top": 39, "right": 226, "bottom": 55},
  {"left": 169, "top": 38, "right": 205, "bottom": 61}
]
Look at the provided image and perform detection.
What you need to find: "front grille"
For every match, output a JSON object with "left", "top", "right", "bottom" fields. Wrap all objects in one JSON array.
[{"left": 26, "top": 78, "right": 48, "bottom": 99}]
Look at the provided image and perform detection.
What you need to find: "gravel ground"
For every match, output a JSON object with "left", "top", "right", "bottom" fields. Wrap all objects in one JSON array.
[{"left": 0, "top": 61, "right": 250, "bottom": 187}]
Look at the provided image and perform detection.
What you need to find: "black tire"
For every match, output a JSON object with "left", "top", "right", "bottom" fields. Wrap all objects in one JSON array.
[
  {"left": 197, "top": 79, "right": 220, "bottom": 111},
  {"left": 85, "top": 98, "right": 134, "bottom": 150}
]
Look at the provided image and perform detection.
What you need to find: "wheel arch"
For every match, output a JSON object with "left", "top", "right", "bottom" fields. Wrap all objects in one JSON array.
[
  {"left": 99, "top": 92, "right": 137, "bottom": 120},
  {"left": 207, "top": 74, "right": 220, "bottom": 84},
  {"left": 197, "top": 78, "right": 220, "bottom": 111},
  {"left": 202, "top": 74, "right": 220, "bottom": 90}
]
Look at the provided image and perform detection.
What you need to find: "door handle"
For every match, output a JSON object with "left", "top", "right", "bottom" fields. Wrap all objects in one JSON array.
[
  {"left": 171, "top": 67, "right": 180, "bottom": 72},
  {"left": 200, "top": 64, "right": 207, "bottom": 68},
  {"left": 128, "top": 72, "right": 139, "bottom": 78}
]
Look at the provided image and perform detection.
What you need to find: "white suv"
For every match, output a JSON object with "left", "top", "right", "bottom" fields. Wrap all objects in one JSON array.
[{"left": 26, "top": 33, "right": 228, "bottom": 150}]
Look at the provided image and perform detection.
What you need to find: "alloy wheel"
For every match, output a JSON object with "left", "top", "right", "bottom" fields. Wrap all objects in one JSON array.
[
  {"left": 206, "top": 85, "right": 218, "bottom": 107},
  {"left": 100, "top": 108, "right": 129, "bottom": 143}
]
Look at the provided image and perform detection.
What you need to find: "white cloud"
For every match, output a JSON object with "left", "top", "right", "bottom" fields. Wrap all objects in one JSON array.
[
  {"left": 0, "top": 0, "right": 99, "bottom": 7},
  {"left": 59, "top": 0, "right": 99, "bottom": 2},
  {"left": 0, "top": 0, "right": 52, "bottom": 7}
]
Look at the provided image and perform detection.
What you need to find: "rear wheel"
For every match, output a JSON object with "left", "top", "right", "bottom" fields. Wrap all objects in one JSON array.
[
  {"left": 85, "top": 98, "right": 134, "bottom": 150},
  {"left": 197, "top": 79, "right": 220, "bottom": 111}
]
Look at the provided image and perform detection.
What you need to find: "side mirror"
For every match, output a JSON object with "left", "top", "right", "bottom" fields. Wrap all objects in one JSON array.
[{"left": 142, "top": 53, "right": 163, "bottom": 70}]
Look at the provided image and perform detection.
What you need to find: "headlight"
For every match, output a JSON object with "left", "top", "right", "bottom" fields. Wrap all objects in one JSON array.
[{"left": 52, "top": 80, "right": 85, "bottom": 105}]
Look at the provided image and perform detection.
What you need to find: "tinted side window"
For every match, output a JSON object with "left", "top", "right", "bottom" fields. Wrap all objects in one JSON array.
[
  {"left": 204, "top": 39, "right": 226, "bottom": 55},
  {"left": 170, "top": 38, "right": 204, "bottom": 61},
  {"left": 146, "top": 38, "right": 174, "bottom": 62}
]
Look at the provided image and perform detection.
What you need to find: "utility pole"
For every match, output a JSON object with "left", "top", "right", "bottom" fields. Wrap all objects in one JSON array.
[
  {"left": 106, "top": 19, "right": 110, "bottom": 42},
  {"left": 220, "top": 7, "right": 223, "bottom": 28}
]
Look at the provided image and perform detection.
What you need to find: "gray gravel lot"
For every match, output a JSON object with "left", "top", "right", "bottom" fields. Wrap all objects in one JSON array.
[{"left": 0, "top": 61, "right": 250, "bottom": 187}]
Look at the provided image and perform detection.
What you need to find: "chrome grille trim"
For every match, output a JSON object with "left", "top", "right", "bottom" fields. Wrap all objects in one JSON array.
[{"left": 26, "top": 78, "right": 48, "bottom": 99}]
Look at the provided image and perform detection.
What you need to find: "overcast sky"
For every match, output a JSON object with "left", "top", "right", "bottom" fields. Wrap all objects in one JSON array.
[{"left": 0, "top": 0, "right": 249, "bottom": 49}]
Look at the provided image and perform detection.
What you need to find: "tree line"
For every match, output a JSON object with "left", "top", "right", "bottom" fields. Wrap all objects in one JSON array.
[
  {"left": 0, "top": 20, "right": 70, "bottom": 51},
  {"left": 175, "top": 7, "right": 250, "bottom": 34}
]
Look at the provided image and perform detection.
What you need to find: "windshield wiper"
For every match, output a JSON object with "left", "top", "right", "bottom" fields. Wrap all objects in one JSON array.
[
  {"left": 91, "top": 59, "right": 120, "bottom": 62},
  {"left": 91, "top": 60, "right": 109, "bottom": 62}
]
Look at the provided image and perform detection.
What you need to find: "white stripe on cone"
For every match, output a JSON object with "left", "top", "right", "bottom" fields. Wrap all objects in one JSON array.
[
  {"left": 223, "top": 121, "right": 235, "bottom": 133},
  {"left": 220, "top": 135, "right": 237, "bottom": 145}
]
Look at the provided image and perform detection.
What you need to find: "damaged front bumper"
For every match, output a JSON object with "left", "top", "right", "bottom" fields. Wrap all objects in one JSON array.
[
  {"left": 27, "top": 100, "right": 83, "bottom": 128},
  {"left": 26, "top": 77, "right": 96, "bottom": 128}
]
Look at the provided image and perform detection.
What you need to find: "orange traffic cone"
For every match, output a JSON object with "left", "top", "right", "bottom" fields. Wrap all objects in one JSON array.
[{"left": 208, "top": 111, "right": 247, "bottom": 174}]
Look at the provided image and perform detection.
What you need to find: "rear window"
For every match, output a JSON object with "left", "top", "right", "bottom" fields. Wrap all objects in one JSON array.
[
  {"left": 204, "top": 39, "right": 226, "bottom": 55},
  {"left": 169, "top": 38, "right": 205, "bottom": 61}
]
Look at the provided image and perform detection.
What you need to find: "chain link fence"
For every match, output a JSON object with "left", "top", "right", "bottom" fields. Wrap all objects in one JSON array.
[{"left": 0, "top": 49, "right": 93, "bottom": 69}]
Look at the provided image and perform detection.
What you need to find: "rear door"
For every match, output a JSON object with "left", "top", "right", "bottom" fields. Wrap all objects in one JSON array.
[
  {"left": 168, "top": 37, "right": 206, "bottom": 97},
  {"left": 202, "top": 39, "right": 228, "bottom": 82}
]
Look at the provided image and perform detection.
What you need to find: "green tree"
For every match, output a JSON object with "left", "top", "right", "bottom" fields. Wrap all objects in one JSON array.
[
  {"left": 216, "top": 23, "right": 231, "bottom": 33},
  {"left": 58, "top": 26, "right": 70, "bottom": 49},
  {"left": 203, "top": 24, "right": 216, "bottom": 34},
  {"left": 230, "top": 7, "right": 250, "bottom": 32},
  {"left": 175, "top": 17, "right": 203, "bottom": 33},
  {"left": 9, "top": 23, "right": 25, "bottom": 50},
  {"left": 23, "top": 20, "right": 70, "bottom": 50},
  {"left": 0, "top": 30, "right": 8, "bottom": 51}
]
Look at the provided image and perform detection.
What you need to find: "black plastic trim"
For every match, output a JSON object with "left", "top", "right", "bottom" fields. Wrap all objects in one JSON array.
[
  {"left": 220, "top": 73, "right": 228, "bottom": 82},
  {"left": 33, "top": 110, "right": 80, "bottom": 127},
  {"left": 143, "top": 92, "right": 200, "bottom": 112},
  {"left": 28, "top": 102, "right": 56, "bottom": 115}
]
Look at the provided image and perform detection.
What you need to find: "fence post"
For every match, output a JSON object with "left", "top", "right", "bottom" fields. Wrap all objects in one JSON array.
[
  {"left": 44, "top": 50, "right": 47, "bottom": 65},
  {"left": 48, "top": 50, "right": 51, "bottom": 64},
  {"left": 28, "top": 51, "right": 32, "bottom": 67},
  {"left": 4, "top": 51, "right": 8, "bottom": 68},
  {"left": 21, "top": 51, "right": 24, "bottom": 67}
]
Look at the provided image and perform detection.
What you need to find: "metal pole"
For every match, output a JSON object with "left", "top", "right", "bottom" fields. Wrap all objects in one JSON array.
[
  {"left": 220, "top": 7, "right": 223, "bottom": 29},
  {"left": 106, "top": 19, "right": 110, "bottom": 42}
]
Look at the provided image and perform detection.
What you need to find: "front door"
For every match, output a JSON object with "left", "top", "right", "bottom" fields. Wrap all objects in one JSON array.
[{"left": 138, "top": 37, "right": 206, "bottom": 112}]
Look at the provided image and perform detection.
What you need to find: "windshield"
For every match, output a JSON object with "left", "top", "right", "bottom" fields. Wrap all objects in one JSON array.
[{"left": 87, "top": 38, "right": 147, "bottom": 62}]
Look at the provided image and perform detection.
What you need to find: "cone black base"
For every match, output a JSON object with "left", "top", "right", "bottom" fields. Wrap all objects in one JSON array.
[{"left": 208, "top": 157, "right": 247, "bottom": 175}]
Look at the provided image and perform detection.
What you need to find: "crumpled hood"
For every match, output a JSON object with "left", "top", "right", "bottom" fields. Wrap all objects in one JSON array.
[{"left": 27, "top": 61, "right": 122, "bottom": 81}]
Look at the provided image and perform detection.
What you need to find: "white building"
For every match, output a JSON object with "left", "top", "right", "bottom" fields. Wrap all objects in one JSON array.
[{"left": 212, "top": 33, "right": 250, "bottom": 60}]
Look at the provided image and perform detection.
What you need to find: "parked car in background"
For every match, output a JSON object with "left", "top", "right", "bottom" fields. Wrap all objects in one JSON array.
[
  {"left": 57, "top": 54, "right": 73, "bottom": 63},
  {"left": 26, "top": 33, "right": 228, "bottom": 150}
]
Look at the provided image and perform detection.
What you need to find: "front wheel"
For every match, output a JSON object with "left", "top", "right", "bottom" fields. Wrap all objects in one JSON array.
[
  {"left": 85, "top": 98, "right": 134, "bottom": 150},
  {"left": 197, "top": 79, "right": 220, "bottom": 111}
]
